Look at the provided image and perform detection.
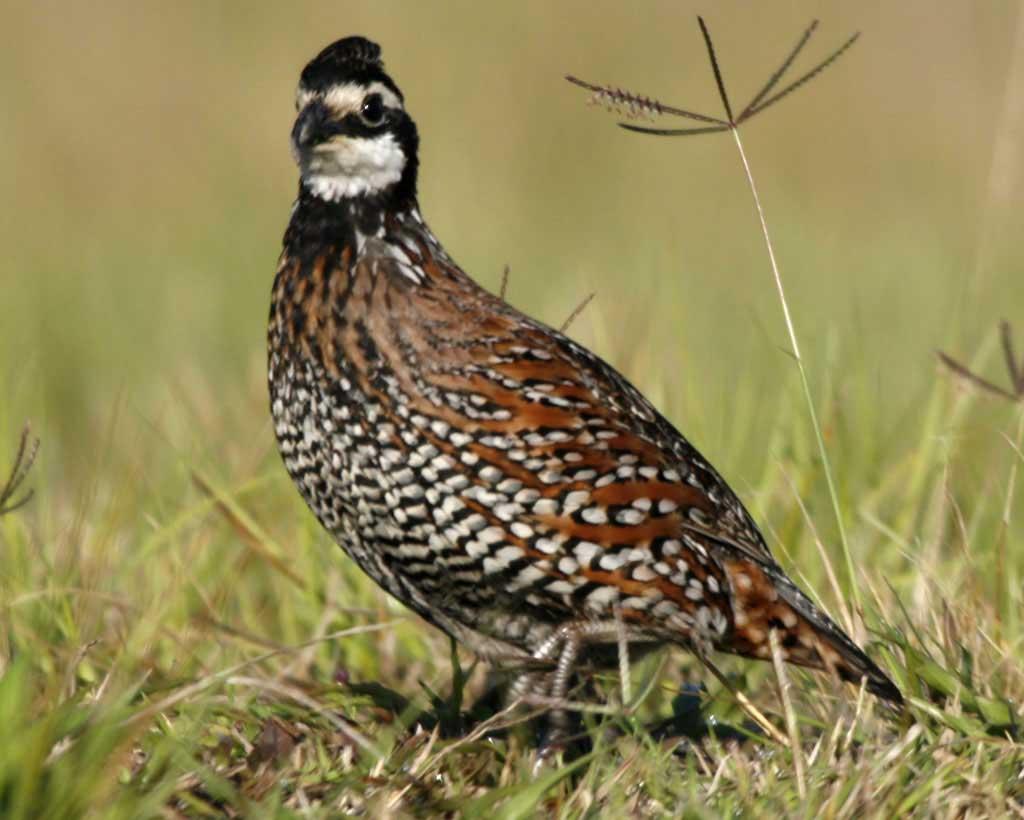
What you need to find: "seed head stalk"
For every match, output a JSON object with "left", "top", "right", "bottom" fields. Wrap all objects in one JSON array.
[{"left": 729, "top": 126, "right": 862, "bottom": 618}]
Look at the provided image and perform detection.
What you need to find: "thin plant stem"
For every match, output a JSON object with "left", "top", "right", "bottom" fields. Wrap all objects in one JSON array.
[
  {"left": 1001, "top": 319, "right": 1023, "bottom": 394},
  {"left": 739, "top": 20, "right": 819, "bottom": 120},
  {"left": 565, "top": 75, "right": 728, "bottom": 126},
  {"left": 741, "top": 31, "right": 861, "bottom": 123},
  {"left": 697, "top": 17, "right": 735, "bottom": 124},
  {"left": 703, "top": 656, "right": 789, "bottom": 745},
  {"left": 0, "top": 424, "right": 40, "bottom": 516},
  {"left": 780, "top": 463, "right": 854, "bottom": 634},
  {"left": 499, "top": 264, "right": 510, "bottom": 299},
  {"left": 996, "top": 405, "right": 1024, "bottom": 638},
  {"left": 729, "top": 126, "right": 862, "bottom": 615},
  {"left": 769, "top": 629, "right": 806, "bottom": 799},
  {"left": 937, "top": 350, "right": 1018, "bottom": 402},
  {"left": 613, "top": 604, "right": 632, "bottom": 707},
  {"left": 561, "top": 292, "right": 596, "bottom": 332}
]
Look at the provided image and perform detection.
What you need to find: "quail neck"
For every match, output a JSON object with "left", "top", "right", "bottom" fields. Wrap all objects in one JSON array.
[{"left": 268, "top": 35, "right": 902, "bottom": 722}]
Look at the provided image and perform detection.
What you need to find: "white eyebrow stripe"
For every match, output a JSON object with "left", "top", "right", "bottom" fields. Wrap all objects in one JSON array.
[{"left": 296, "top": 81, "right": 403, "bottom": 114}]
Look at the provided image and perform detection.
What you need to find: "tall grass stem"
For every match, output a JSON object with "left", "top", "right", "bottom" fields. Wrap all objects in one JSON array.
[
  {"left": 996, "top": 405, "right": 1024, "bottom": 637},
  {"left": 729, "top": 127, "right": 862, "bottom": 616}
]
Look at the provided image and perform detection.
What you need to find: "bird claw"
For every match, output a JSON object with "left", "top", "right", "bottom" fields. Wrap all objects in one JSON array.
[{"left": 533, "top": 726, "right": 570, "bottom": 774}]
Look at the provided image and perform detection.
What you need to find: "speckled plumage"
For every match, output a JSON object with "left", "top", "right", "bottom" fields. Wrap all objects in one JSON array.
[{"left": 268, "top": 36, "right": 901, "bottom": 713}]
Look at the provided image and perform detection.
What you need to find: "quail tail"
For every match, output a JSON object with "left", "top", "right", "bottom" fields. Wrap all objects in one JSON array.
[{"left": 720, "top": 559, "right": 902, "bottom": 705}]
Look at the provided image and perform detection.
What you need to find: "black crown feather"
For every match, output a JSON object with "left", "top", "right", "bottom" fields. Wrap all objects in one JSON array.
[{"left": 300, "top": 36, "right": 396, "bottom": 96}]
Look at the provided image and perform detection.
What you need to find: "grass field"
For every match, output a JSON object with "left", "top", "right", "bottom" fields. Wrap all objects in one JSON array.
[{"left": 2, "top": 2, "right": 1024, "bottom": 816}]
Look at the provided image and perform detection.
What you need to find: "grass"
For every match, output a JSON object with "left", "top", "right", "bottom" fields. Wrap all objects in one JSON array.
[
  {"left": 2, "top": 365, "right": 1022, "bottom": 816},
  {"left": 3, "top": 3, "right": 1024, "bottom": 817}
]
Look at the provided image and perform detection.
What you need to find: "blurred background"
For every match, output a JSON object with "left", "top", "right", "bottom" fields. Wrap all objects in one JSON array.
[{"left": 1, "top": 2, "right": 1022, "bottom": 618}]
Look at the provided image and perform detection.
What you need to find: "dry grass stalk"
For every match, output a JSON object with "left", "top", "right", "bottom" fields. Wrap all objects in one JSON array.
[
  {"left": 701, "top": 656, "right": 789, "bottom": 746},
  {"left": 938, "top": 320, "right": 1024, "bottom": 403},
  {"left": 0, "top": 423, "right": 40, "bottom": 516},
  {"left": 769, "top": 629, "right": 807, "bottom": 799}
]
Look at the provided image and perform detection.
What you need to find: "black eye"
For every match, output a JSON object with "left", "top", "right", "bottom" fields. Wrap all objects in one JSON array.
[{"left": 359, "top": 93, "right": 386, "bottom": 127}]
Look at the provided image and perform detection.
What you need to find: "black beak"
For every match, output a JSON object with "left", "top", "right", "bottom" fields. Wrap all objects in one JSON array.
[{"left": 291, "top": 100, "right": 334, "bottom": 153}]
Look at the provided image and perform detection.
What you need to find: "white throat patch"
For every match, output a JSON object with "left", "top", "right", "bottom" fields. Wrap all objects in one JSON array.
[{"left": 302, "top": 131, "right": 406, "bottom": 201}]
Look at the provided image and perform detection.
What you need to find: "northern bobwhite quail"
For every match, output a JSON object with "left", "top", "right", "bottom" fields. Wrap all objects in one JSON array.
[{"left": 268, "top": 36, "right": 902, "bottom": 729}]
